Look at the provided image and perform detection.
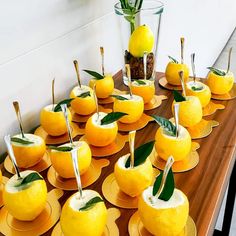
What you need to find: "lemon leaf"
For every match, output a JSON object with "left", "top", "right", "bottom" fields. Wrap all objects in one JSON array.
[
  {"left": 54, "top": 98, "right": 74, "bottom": 112},
  {"left": 191, "top": 86, "right": 203, "bottom": 91},
  {"left": 49, "top": 146, "right": 73, "bottom": 152},
  {"left": 152, "top": 168, "right": 175, "bottom": 201},
  {"left": 134, "top": 80, "right": 146, "bottom": 85},
  {"left": 16, "top": 172, "right": 43, "bottom": 187},
  {"left": 77, "top": 91, "right": 91, "bottom": 98},
  {"left": 125, "top": 140, "right": 155, "bottom": 168},
  {"left": 110, "top": 95, "right": 128, "bottom": 100},
  {"left": 152, "top": 115, "right": 176, "bottom": 137},
  {"left": 101, "top": 112, "right": 127, "bottom": 125},
  {"left": 207, "top": 67, "right": 226, "bottom": 76},
  {"left": 168, "top": 55, "right": 179, "bottom": 64},
  {"left": 79, "top": 196, "right": 103, "bottom": 211},
  {"left": 173, "top": 90, "right": 186, "bottom": 102},
  {"left": 84, "top": 70, "right": 104, "bottom": 80},
  {"left": 11, "top": 137, "right": 34, "bottom": 145}
]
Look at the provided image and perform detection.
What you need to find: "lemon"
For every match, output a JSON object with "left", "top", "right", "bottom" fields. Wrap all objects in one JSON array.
[
  {"left": 186, "top": 81, "right": 211, "bottom": 108},
  {"left": 50, "top": 141, "right": 91, "bottom": 178},
  {"left": 206, "top": 70, "right": 234, "bottom": 95},
  {"left": 131, "top": 80, "right": 155, "bottom": 104},
  {"left": 173, "top": 96, "right": 202, "bottom": 127},
  {"left": 138, "top": 187, "right": 189, "bottom": 236},
  {"left": 3, "top": 170, "right": 47, "bottom": 221},
  {"left": 114, "top": 154, "right": 153, "bottom": 197},
  {"left": 60, "top": 190, "right": 107, "bottom": 236},
  {"left": 89, "top": 75, "right": 114, "bottom": 99},
  {"left": 155, "top": 125, "right": 191, "bottom": 162},
  {"left": 129, "top": 25, "right": 154, "bottom": 57},
  {"left": 11, "top": 134, "right": 46, "bottom": 168},
  {"left": 70, "top": 85, "right": 96, "bottom": 115},
  {"left": 113, "top": 94, "right": 144, "bottom": 123},
  {"left": 40, "top": 104, "right": 72, "bottom": 136},
  {"left": 85, "top": 112, "right": 118, "bottom": 147},
  {"left": 165, "top": 62, "right": 189, "bottom": 86}
]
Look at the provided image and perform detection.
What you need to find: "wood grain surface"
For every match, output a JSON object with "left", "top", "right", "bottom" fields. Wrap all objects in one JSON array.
[{"left": 1, "top": 71, "right": 236, "bottom": 236}]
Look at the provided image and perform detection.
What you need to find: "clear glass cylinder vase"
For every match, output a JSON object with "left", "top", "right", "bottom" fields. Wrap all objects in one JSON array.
[{"left": 114, "top": 0, "right": 164, "bottom": 85}]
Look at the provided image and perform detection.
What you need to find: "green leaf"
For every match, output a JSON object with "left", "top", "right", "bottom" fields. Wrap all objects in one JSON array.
[
  {"left": 101, "top": 112, "right": 127, "bottom": 125},
  {"left": 77, "top": 91, "right": 91, "bottom": 98},
  {"left": 110, "top": 95, "right": 128, "bottom": 100},
  {"left": 173, "top": 90, "right": 186, "bottom": 102},
  {"left": 191, "top": 86, "right": 203, "bottom": 91},
  {"left": 207, "top": 67, "right": 226, "bottom": 76},
  {"left": 54, "top": 98, "right": 74, "bottom": 112},
  {"left": 49, "top": 146, "right": 73, "bottom": 152},
  {"left": 152, "top": 115, "right": 176, "bottom": 137},
  {"left": 11, "top": 137, "right": 34, "bottom": 145},
  {"left": 84, "top": 70, "right": 104, "bottom": 80},
  {"left": 16, "top": 172, "right": 43, "bottom": 187},
  {"left": 134, "top": 80, "right": 146, "bottom": 85},
  {"left": 168, "top": 56, "right": 179, "bottom": 64},
  {"left": 79, "top": 196, "right": 104, "bottom": 211},
  {"left": 125, "top": 140, "right": 155, "bottom": 168},
  {"left": 152, "top": 168, "right": 175, "bottom": 201}
]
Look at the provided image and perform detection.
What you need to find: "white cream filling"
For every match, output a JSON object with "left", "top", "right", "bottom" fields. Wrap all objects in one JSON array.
[
  {"left": 72, "top": 85, "right": 90, "bottom": 96},
  {"left": 119, "top": 94, "right": 142, "bottom": 101},
  {"left": 142, "top": 186, "right": 185, "bottom": 209},
  {"left": 51, "top": 141, "right": 83, "bottom": 153},
  {"left": 43, "top": 104, "right": 58, "bottom": 112},
  {"left": 69, "top": 190, "right": 99, "bottom": 210},
  {"left": 187, "top": 81, "right": 205, "bottom": 92},
  {"left": 5, "top": 170, "right": 40, "bottom": 193},
  {"left": 132, "top": 80, "right": 153, "bottom": 87},
  {"left": 11, "top": 133, "right": 43, "bottom": 147},
  {"left": 91, "top": 112, "right": 116, "bottom": 129}
]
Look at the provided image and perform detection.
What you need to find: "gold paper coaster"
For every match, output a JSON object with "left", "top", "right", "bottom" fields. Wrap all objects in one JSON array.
[
  {"left": 102, "top": 169, "right": 160, "bottom": 209},
  {"left": 144, "top": 95, "right": 168, "bottom": 111},
  {"left": 51, "top": 208, "right": 121, "bottom": 236},
  {"left": 211, "top": 83, "right": 236, "bottom": 100},
  {"left": 158, "top": 77, "right": 182, "bottom": 91},
  {"left": 71, "top": 106, "right": 112, "bottom": 123},
  {"left": 0, "top": 177, "right": 9, "bottom": 208},
  {"left": 118, "top": 113, "right": 154, "bottom": 132},
  {"left": 4, "top": 152, "right": 51, "bottom": 175},
  {"left": 202, "top": 101, "right": 225, "bottom": 116},
  {"left": 150, "top": 142, "right": 200, "bottom": 172},
  {"left": 80, "top": 133, "right": 129, "bottom": 157},
  {"left": 47, "top": 158, "right": 110, "bottom": 191},
  {"left": 0, "top": 188, "right": 63, "bottom": 236},
  {"left": 34, "top": 123, "right": 84, "bottom": 145},
  {"left": 187, "top": 119, "right": 219, "bottom": 139},
  {"left": 98, "top": 89, "right": 127, "bottom": 105},
  {"left": 128, "top": 211, "right": 197, "bottom": 236}
]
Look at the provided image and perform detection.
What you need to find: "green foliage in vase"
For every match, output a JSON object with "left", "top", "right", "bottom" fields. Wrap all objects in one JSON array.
[{"left": 118, "top": 0, "right": 144, "bottom": 34}]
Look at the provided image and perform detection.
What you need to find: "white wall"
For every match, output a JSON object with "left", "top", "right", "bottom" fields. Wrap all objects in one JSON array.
[{"left": 0, "top": 0, "right": 235, "bottom": 154}]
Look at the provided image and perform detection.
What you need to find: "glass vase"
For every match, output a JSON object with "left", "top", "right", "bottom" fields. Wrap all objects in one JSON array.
[{"left": 114, "top": 0, "right": 164, "bottom": 85}]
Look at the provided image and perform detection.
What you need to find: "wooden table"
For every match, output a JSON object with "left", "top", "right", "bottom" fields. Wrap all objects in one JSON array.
[{"left": 1, "top": 71, "right": 236, "bottom": 236}]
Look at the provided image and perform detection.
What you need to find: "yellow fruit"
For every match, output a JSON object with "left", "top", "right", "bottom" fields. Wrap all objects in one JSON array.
[
  {"left": 165, "top": 62, "right": 189, "bottom": 86},
  {"left": 186, "top": 81, "right": 211, "bottom": 108},
  {"left": 50, "top": 141, "right": 91, "bottom": 178},
  {"left": 0, "top": 169, "right": 2, "bottom": 184},
  {"left": 40, "top": 104, "right": 72, "bottom": 136},
  {"left": 89, "top": 75, "right": 114, "bottom": 99},
  {"left": 113, "top": 94, "right": 144, "bottom": 123},
  {"left": 129, "top": 25, "right": 154, "bottom": 57},
  {"left": 11, "top": 134, "right": 46, "bottom": 168},
  {"left": 3, "top": 170, "right": 47, "bottom": 221},
  {"left": 131, "top": 80, "right": 155, "bottom": 103},
  {"left": 206, "top": 70, "right": 234, "bottom": 95},
  {"left": 70, "top": 85, "right": 96, "bottom": 115},
  {"left": 85, "top": 112, "right": 118, "bottom": 147},
  {"left": 138, "top": 187, "right": 189, "bottom": 236},
  {"left": 173, "top": 96, "right": 202, "bottom": 127},
  {"left": 60, "top": 190, "right": 107, "bottom": 236},
  {"left": 155, "top": 125, "right": 191, "bottom": 162},
  {"left": 114, "top": 154, "right": 153, "bottom": 197}
]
